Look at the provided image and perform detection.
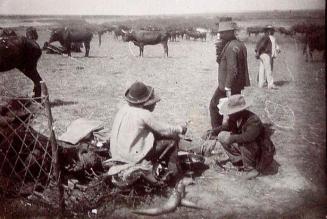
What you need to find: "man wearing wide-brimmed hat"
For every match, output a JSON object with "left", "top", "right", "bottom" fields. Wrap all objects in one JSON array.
[
  {"left": 110, "top": 81, "right": 187, "bottom": 180},
  {"left": 208, "top": 21, "right": 250, "bottom": 139},
  {"left": 215, "top": 94, "right": 275, "bottom": 179},
  {"left": 255, "top": 25, "right": 281, "bottom": 89}
]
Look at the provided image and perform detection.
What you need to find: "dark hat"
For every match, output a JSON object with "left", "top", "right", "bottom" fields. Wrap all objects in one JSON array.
[
  {"left": 124, "top": 81, "right": 160, "bottom": 106},
  {"left": 218, "top": 94, "right": 251, "bottom": 115},
  {"left": 218, "top": 22, "right": 237, "bottom": 33}
]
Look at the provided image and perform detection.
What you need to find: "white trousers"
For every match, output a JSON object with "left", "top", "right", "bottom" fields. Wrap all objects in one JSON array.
[{"left": 258, "top": 53, "right": 274, "bottom": 88}]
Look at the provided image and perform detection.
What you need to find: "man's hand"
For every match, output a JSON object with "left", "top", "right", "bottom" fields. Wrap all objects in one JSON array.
[
  {"left": 225, "top": 89, "right": 231, "bottom": 98},
  {"left": 217, "top": 131, "right": 232, "bottom": 145},
  {"left": 180, "top": 124, "right": 187, "bottom": 135}
]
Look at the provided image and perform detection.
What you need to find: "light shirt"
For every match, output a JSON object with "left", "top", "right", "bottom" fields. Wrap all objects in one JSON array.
[
  {"left": 110, "top": 104, "right": 182, "bottom": 164},
  {"left": 269, "top": 35, "right": 280, "bottom": 58}
]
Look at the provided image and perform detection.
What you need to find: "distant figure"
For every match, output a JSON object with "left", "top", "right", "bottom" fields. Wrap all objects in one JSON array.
[
  {"left": 206, "top": 22, "right": 250, "bottom": 139},
  {"left": 26, "top": 27, "right": 38, "bottom": 40},
  {"left": 255, "top": 25, "right": 281, "bottom": 89},
  {"left": 110, "top": 82, "right": 187, "bottom": 182},
  {"left": 216, "top": 95, "right": 275, "bottom": 179}
]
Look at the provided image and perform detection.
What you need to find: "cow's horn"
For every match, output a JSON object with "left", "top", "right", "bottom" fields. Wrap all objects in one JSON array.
[{"left": 121, "top": 29, "right": 127, "bottom": 34}]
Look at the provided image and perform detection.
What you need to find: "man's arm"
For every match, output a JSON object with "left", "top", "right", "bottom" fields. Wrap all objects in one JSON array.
[
  {"left": 229, "top": 117, "right": 262, "bottom": 144},
  {"left": 143, "top": 113, "right": 184, "bottom": 137},
  {"left": 224, "top": 44, "right": 239, "bottom": 91}
]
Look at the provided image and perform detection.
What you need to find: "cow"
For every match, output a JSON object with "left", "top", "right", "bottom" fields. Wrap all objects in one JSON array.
[
  {"left": 114, "top": 29, "right": 125, "bottom": 40},
  {"left": 175, "top": 30, "right": 185, "bottom": 39},
  {"left": 246, "top": 26, "right": 265, "bottom": 36},
  {"left": 113, "top": 25, "right": 131, "bottom": 40},
  {"left": 277, "top": 27, "right": 294, "bottom": 36},
  {"left": 26, "top": 27, "right": 38, "bottom": 40},
  {"left": 48, "top": 27, "right": 94, "bottom": 57},
  {"left": 185, "top": 31, "right": 206, "bottom": 41},
  {"left": 140, "top": 26, "right": 162, "bottom": 31},
  {"left": 122, "top": 30, "right": 169, "bottom": 57},
  {"left": 169, "top": 30, "right": 177, "bottom": 42},
  {"left": 303, "top": 30, "right": 325, "bottom": 62},
  {"left": 0, "top": 35, "right": 42, "bottom": 98},
  {"left": 0, "top": 28, "right": 17, "bottom": 37}
]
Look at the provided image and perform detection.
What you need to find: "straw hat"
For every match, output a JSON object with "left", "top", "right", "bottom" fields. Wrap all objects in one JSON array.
[
  {"left": 218, "top": 22, "right": 237, "bottom": 33},
  {"left": 219, "top": 94, "right": 251, "bottom": 115},
  {"left": 124, "top": 81, "right": 160, "bottom": 106}
]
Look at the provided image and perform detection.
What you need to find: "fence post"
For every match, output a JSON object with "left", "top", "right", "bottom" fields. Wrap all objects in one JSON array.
[{"left": 40, "top": 81, "right": 64, "bottom": 212}]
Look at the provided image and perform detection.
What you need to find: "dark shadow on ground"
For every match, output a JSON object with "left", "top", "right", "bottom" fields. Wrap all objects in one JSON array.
[
  {"left": 274, "top": 80, "right": 291, "bottom": 87},
  {"left": 260, "top": 123, "right": 280, "bottom": 176},
  {"left": 50, "top": 99, "right": 78, "bottom": 108},
  {"left": 260, "top": 159, "right": 280, "bottom": 176}
]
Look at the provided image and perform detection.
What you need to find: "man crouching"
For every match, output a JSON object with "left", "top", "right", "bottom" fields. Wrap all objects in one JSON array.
[
  {"left": 216, "top": 94, "right": 275, "bottom": 179},
  {"left": 110, "top": 81, "right": 187, "bottom": 183}
]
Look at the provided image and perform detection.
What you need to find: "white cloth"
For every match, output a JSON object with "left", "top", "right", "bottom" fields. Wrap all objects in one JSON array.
[
  {"left": 258, "top": 53, "right": 274, "bottom": 88},
  {"left": 110, "top": 104, "right": 183, "bottom": 164},
  {"left": 269, "top": 35, "right": 280, "bottom": 58}
]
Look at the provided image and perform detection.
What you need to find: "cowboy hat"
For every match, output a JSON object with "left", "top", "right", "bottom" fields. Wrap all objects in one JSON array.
[
  {"left": 218, "top": 22, "right": 237, "bottom": 33},
  {"left": 218, "top": 94, "right": 251, "bottom": 115},
  {"left": 125, "top": 81, "right": 160, "bottom": 106},
  {"left": 264, "top": 25, "right": 275, "bottom": 31}
]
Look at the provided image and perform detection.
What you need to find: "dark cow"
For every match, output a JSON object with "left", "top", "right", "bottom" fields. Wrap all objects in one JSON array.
[
  {"left": 140, "top": 26, "right": 162, "bottom": 31},
  {"left": 48, "top": 27, "right": 93, "bottom": 57},
  {"left": 26, "top": 27, "right": 38, "bottom": 40},
  {"left": 185, "top": 31, "right": 206, "bottom": 41},
  {"left": 277, "top": 27, "right": 294, "bottom": 36},
  {"left": 0, "top": 36, "right": 42, "bottom": 98},
  {"left": 303, "top": 30, "right": 325, "bottom": 62},
  {"left": 168, "top": 30, "right": 177, "bottom": 42},
  {"left": 175, "top": 30, "right": 185, "bottom": 39},
  {"left": 112, "top": 25, "right": 131, "bottom": 40},
  {"left": 114, "top": 29, "right": 125, "bottom": 40},
  {"left": 246, "top": 26, "right": 265, "bottom": 36},
  {"left": 291, "top": 23, "right": 324, "bottom": 35},
  {"left": 0, "top": 28, "right": 17, "bottom": 37},
  {"left": 122, "top": 30, "right": 169, "bottom": 57}
]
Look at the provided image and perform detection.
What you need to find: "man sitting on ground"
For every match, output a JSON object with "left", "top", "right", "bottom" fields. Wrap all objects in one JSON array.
[
  {"left": 110, "top": 81, "right": 187, "bottom": 183},
  {"left": 215, "top": 94, "right": 275, "bottom": 179}
]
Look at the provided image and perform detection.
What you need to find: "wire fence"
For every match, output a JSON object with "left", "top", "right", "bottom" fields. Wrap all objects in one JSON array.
[{"left": 0, "top": 82, "right": 62, "bottom": 209}]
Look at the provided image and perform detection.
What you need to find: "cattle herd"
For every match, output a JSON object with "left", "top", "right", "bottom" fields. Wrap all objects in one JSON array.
[{"left": 0, "top": 20, "right": 325, "bottom": 98}]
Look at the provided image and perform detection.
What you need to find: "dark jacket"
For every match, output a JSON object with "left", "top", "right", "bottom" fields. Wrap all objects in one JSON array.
[
  {"left": 255, "top": 35, "right": 272, "bottom": 56},
  {"left": 218, "top": 39, "right": 250, "bottom": 92},
  {"left": 227, "top": 110, "right": 275, "bottom": 172}
]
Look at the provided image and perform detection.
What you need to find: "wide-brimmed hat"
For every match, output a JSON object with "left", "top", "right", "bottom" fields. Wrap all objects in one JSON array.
[
  {"left": 218, "top": 22, "right": 237, "bottom": 33},
  {"left": 219, "top": 94, "right": 251, "bottom": 115},
  {"left": 124, "top": 81, "right": 160, "bottom": 106},
  {"left": 264, "top": 25, "right": 275, "bottom": 31}
]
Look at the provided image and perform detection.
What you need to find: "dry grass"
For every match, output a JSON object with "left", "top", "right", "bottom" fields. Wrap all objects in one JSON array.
[{"left": 0, "top": 14, "right": 326, "bottom": 218}]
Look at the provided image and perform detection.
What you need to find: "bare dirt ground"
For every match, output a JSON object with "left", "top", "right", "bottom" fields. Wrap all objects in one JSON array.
[{"left": 1, "top": 18, "right": 326, "bottom": 218}]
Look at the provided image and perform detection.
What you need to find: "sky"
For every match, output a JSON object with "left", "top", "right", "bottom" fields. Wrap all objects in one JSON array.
[{"left": 0, "top": 0, "right": 325, "bottom": 15}]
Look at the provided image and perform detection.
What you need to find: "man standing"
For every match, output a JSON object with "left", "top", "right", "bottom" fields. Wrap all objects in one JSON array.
[
  {"left": 208, "top": 22, "right": 250, "bottom": 138},
  {"left": 255, "top": 25, "right": 281, "bottom": 89}
]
